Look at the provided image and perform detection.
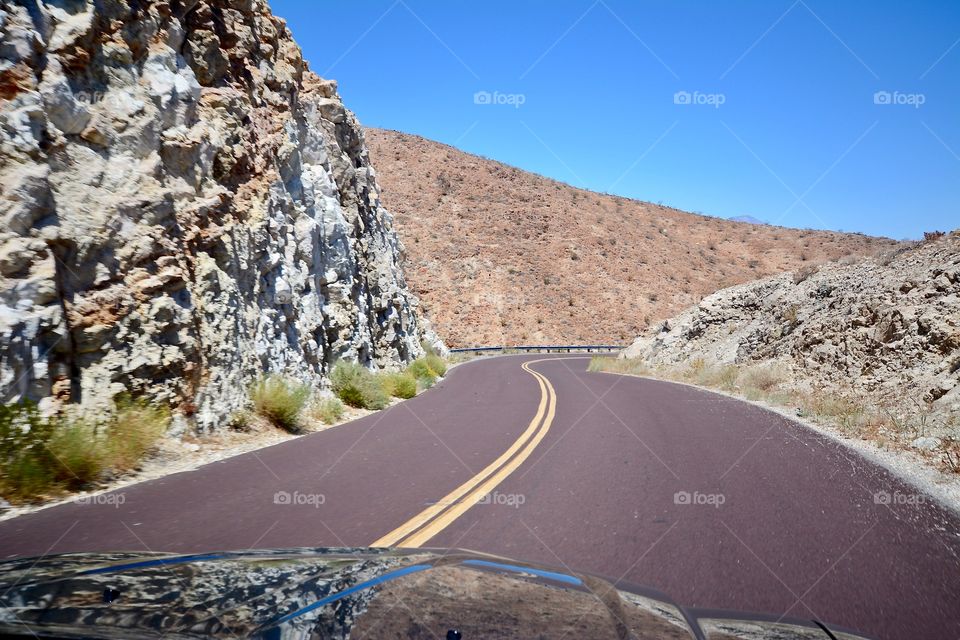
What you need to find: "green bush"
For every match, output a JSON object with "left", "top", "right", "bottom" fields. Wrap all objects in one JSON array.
[
  {"left": 330, "top": 361, "right": 391, "bottom": 410},
  {"left": 383, "top": 371, "right": 418, "bottom": 399},
  {"left": 0, "top": 402, "right": 57, "bottom": 500},
  {"left": 408, "top": 359, "right": 438, "bottom": 386},
  {"left": 424, "top": 353, "right": 447, "bottom": 377},
  {"left": 307, "top": 396, "right": 345, "bottom": 425},
  {"left": 250, "top": 375, "right": 311, "bottom": 433},
  {"left": 48, "top": 418, "right": 104, "bottom": 489}
]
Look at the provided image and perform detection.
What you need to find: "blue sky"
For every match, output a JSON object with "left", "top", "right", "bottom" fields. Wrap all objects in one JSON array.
[{"left": 271, "top": 1, "right": 959, "bottom": 239}]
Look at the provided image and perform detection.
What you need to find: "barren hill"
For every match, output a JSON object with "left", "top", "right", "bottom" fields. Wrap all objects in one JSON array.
[
  {"left": 366, "top": 128, "right": 897, "bottom": 347},
  {"left": 623, "top": 232, "right": 960, "bottom": 431}
]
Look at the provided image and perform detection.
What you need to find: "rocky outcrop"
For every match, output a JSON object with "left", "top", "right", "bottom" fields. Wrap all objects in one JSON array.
[
  {"left": 624, "top": 233, "right": 960, "bottom": 414},
  {"left": 0, "top": 0, "right": 441, "bottom": 431}
]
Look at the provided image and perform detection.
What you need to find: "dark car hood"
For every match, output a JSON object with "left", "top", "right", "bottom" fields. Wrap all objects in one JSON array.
[{"left": 0, "top": 547, "right": 872, "bottom": 639}]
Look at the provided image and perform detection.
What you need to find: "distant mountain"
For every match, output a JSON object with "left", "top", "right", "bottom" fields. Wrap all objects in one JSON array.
[
  {"left": 729, "top": 215, "right": 768, "bottom": 225},
  {"left": 365, "top": 128, "right": 897, "bottom": 347}
]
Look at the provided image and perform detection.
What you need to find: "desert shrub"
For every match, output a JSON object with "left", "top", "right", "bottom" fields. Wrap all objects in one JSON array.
[
  {"left": 940, "top": 437, "right": 960, "bottom": 473},
  {"left": 686, "top": 358, "right": 707, "bottom": 378},
  {"left": 715, "top": 365, "right": 740, "bottom": 390},
  {"left": 806, "top": 395, "right": 866, "bottom": 433},
  {"left": 0, "top": 402, "right": 58, "bottom": 500},
  {"left": 792, "top": 263, "right": 820, "bottom": 284},
  {"left": 383, "top": 371, "right": 418, "bottom": 399},
  {"left": 408, "top": 359, "right": 439, "bottom": 387},
  {"left": 1, "top": 398, "right": 169, "bottom": 502},
  {"left": 250, "top": 375, "right": 311, "bottom": 433},
  {"left": 588, "top": 357, "right": 650, "bottom": 376},
  {"left": 49, "top": 418, "right": 105, "bottom": 488},
  {"left": 739, "top": 365, "right": 786, "bottom": 392},
  {"left": 228, "top": 409, "right": 253, "bottom": 431},
  {"left": 306, "top": 396, "right": 345, "bottom": 425},
  {"left": 104, "top": 397, "right": 169, "bottom": 470},
  {"left": 330, "top": 361, "right": 390, "bottom": 410},
  {"left": 424, "top": 353, "right": 448, "bottom": 378},
  {"left": 923, "top": 230, "right": 946, "bottom": 243}
]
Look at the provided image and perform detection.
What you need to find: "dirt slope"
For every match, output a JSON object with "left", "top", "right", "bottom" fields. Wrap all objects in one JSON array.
[{"left": 365, "top": 128, "right": 897, "bottom": 347}]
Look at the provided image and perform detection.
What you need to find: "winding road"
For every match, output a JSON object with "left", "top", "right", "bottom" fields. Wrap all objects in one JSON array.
[{"left": 1, "top": 355, "right": 958, "bottom": 639}]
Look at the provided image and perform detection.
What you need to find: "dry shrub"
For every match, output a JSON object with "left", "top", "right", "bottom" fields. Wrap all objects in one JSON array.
[
  {"left": 1, "top": 398, "right": 169, "bottom": 503},
  {"left": 792, "top": 263, "right": 820, "bottom": 284},
  {"left": 305, "top": 396, "right": 345, "bottom": 426},
  {"left": 382, "top": 371, "right": 418, "bottom": 399},
  {"left": 940, "top": 437, "right": 960, "bottom": 473},
  {"left": 588, "top": 357, "right": 650, "bottom": 376},
  {"left": 740, "top": 365, "right": 786, "bottom": 392},
  {"left": 250, "top": 375, "right": 311, "bottom": 432},
  {"left": 330, "top": 362, "right": 390, "bottom": 410}
]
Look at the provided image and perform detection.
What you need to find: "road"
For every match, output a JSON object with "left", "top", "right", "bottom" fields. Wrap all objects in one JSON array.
[{"left": 1, "top": 355, "right": 958, "bottom": 639}]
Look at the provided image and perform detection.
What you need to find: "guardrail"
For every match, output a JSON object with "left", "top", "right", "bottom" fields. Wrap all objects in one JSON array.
[{"left": 449, "top": 345, "right": 625, "bottom": 355}]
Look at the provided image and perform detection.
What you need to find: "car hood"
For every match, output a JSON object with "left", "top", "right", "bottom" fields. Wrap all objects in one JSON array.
[{"left": 0, "top": 547, "right": 872, "bottom": 639}]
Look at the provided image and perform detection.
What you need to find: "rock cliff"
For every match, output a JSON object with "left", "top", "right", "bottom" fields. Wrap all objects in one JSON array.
[
  {"left": 0, "top": 0, "right": 439, "bottom": 431},
  {"left": 624, "top": 233, "right": 960, "bottom": 415}
]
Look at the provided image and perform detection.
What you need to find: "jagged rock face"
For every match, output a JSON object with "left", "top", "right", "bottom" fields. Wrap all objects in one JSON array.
[
  {"left": 624, "top": 234, "right": 960, "bottom": 412},
  {"left": 0, "top": 0, "right": 440, "bottom": 431}
]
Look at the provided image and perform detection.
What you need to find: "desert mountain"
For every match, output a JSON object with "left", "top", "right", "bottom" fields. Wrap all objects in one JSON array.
[{"left": 365, "top": 128, "right": 897, "bottom": 347}]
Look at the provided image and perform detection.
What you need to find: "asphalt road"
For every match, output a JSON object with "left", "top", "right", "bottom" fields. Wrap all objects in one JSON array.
[{"left": 1, "top": 355, "right": 959, "bottom": 639}]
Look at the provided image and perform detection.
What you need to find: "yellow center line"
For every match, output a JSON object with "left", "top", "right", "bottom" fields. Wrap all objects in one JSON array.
[{"left": 371, "top": 359, "right": 559, "bottom": 548}]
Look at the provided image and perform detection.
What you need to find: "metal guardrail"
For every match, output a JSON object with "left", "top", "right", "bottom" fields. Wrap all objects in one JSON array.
[{"left": 449, "top": 345, "right": 625, "bottom": 354}]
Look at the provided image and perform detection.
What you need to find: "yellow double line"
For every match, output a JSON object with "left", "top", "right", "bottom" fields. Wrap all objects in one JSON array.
[{"left": 371, "top": 359, "right": 558, "bottom": 548}]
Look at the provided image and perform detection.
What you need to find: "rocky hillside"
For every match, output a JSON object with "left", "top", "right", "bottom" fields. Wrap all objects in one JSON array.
[
  {"left": 365, "top": 128, "right": 898, "bottom": 347},
  {"left": 624, "top": 233, "right": 960, "bottom": 416},
  {"left": 0, "top": 1, "right": 438, "bottom": 432}
]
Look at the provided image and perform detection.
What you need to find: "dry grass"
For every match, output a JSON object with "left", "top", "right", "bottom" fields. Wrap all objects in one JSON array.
[
  {"left": 304, "top": 396, "right": 345, "bottom": 426},
  {"left": 382, "top": 371, "right": 418, "bottom": 399},
  {"left": 250, "top": 375, "right": 312, "bottom": 432},
  {"left": 330, "top": 361, "right": 391, "bottom": 410},
  {"left": 1, "top": 398, "right": 170, "bottom": 503}
]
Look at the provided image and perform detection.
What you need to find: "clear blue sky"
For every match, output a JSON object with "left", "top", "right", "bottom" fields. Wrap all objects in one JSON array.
[{"left": 271, "top": 0, "right": 959, "bottom": 239}]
